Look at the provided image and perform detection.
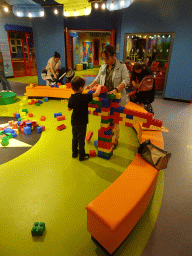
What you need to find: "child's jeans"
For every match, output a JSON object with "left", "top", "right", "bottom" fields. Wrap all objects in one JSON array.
[{"left": 72, "top": 124, "right": 87, "bottom": 157}]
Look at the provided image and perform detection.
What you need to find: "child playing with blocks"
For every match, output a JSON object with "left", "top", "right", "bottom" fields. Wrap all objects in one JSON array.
[{"left": 68, "top": 76, "right": 102, "bottom": 161}]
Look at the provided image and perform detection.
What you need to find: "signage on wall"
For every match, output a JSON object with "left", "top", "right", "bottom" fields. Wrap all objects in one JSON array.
[{"left": 0, "top": 41, "right": 13, "bottom": 77}]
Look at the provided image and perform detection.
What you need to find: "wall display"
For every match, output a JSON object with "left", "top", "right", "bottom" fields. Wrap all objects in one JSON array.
[
  {"left": 0, "top": 41, "right": 13, "bottom": 77},
  {"left": 82, "top": 42, "right": 92, "bottom": 63}
]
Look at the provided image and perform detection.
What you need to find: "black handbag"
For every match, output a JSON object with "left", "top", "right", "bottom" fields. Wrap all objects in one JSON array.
[{"left": 138, "top": 140, "right": 171, "bottom": 170}]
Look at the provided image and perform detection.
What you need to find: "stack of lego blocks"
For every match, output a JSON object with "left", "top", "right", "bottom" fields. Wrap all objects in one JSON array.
[{"left": 87, "top": 85, "right": 122, "bottom": 160}]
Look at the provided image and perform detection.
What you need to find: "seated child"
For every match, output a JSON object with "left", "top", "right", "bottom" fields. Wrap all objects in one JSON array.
[{"left": 68, "top": 76, "right": 102, "bottom": 161}]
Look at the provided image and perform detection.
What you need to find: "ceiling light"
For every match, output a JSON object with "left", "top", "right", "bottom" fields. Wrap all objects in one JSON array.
[
  {"left": 4, "top": 7, "right": 9, "bottom": 12},
  {"left": 127, "top": 36, "right": 129, "bottom": 38},
  {"left": 74, "top": 10, "right": 78, "bottom": 16},
  {"left": 17, "top": 10, "right": 21, "bottom": 16},
  {"left": 28, "top": 12, "right": 32, "bottom": 17},
  {"left": 110, "top": 1, "right": 114, "bottom": 9},
  {"left": 54, "top": 9, "right": 58, "bottom": 15},
  {"left": 64, "top": 10, "right": 69, "bottom": 16},
  {"left": 40, "top": 10, "right": 44, "bottom": 16},
  {"left": 120, "top": 0, "right": 125, "bottom": 6},
  {"left": 95, "top": 3, "right": 98, "bottom": 9},
  {"left": 102, "top": 3, "right": 106, "bottom": 9}
]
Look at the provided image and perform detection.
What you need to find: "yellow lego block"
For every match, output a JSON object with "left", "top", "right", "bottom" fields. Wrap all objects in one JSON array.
[
  {"left": 13, "top": 129, "right": 19, "bottom": 135},
  {"left": 116, "top": 93, "right": 122, "bottom": 99},
  {"left": 121, "top": 118, "right": 135, "bottom": 125},
  {"left": 120, "top": 113, "right": 127, "bottom": 118},
  {"left": 98, "top": 147, "right": 113, "bottom": 154},
  {"left": 93, "top": 97, "right": 100, "bottom": 101},
  {"left": 101, "top": 122, "right": 110, "bottom": 128},
  {"left": 100, "top": 111, "right": 110, "bottom": 116},
  {"left": 133, "top": 116, "right": 147, "bottom": 123}
]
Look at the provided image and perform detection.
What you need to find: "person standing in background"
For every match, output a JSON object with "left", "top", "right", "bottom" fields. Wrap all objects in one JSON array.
[
  {"left": 45, "top": 52, "right": 61, "bottom": 86},
  {"left": 0, "top": 50, "right": 13, "bottom": 92}
]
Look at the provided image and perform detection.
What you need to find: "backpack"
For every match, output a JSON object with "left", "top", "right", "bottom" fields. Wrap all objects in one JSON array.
[{"left": 137, "top": 75, "right": 154, "bottom": 92}]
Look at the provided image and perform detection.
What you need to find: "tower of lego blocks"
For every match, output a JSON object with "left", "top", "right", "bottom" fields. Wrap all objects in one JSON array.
[{"left": 87, "top": 84, "right": 163, "bottom": 160}]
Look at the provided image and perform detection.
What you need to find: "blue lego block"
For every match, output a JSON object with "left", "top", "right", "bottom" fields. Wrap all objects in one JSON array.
[
  {"left": 54, "top": 112, "right": 62, "bottom": 118},
  {"left": 112, "top": 106, "right": 125, "bottom": 113},
  {"left": 38, "top": 100, "right": 43, "bottom": 104},
  {"left": 15, "top": 113, "right": 20, "bottom": 119},
  {"left": 100, "top": 92, "right": 107, "bottom": 98},
  {"left": 94, "top": 140, "right": 98, "bottom": 150},
  {"left": 110, "top": 122, "right": 114, "bottom": 127},
  {"left": 37, "top": 127, "right": 43, "bottom": 133},
  {"left": 95, "top": 108, "right": 101, "bottom": 113},
  {"left": 113, "top": 99, "right": 121, "bottom": 103},
  {"left": 4, "top": 128, "right": 14, "bottom": 134},
  {"left": 17, "top": 121, "right": 21, "bottom": 126},
  {"left": 87, "top": 90, "right": 94, "bottom": 94},
  {"left": 98, "top": 151, "right": 110, "bottom": 160},
  {"left": 24, "top": 126, "right": 31, "bottom": 135},
  {"left": 55, "top": 85, "right": 59, "bottom": 88},
  {"left": 104, "top": 129, "right": 112, "bottom": 135},
  {"left": 126, "top": 114, "right": 133, "bottom": 119},
  {"left": 101, "top": 98, "right": 111, "bottom": 108},
  {"left": 26, "top": 122, "right": 32, "bottom": 128},
  {"left": 50, "top": 85, "right": 54, "bottom": 88},
  {"left": 110, "top": 107, "right": 116, "bottom": 115},
  {"left": 44, "top": 97, "right": 48, "bottom": 102}
]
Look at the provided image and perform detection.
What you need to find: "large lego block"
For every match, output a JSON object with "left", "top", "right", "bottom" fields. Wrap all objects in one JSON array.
[
  {"left": 98, "top": 141, "right": 114, "bottom": 150},
  {"left": 31, "top": 222, "right": 45, "bottom": 236}
]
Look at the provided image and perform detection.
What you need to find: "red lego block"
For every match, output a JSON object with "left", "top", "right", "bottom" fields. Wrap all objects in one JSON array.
[
  {"left": 98, "top": 141, "right": 114, "bottom": 150},
  {"left": 31, "top": 121, "right": 37, "bottom": 127},
  {"left": 28, "top": 102, "right": 33, "bottom": 105},
  {"left": 89, "top": 150, "right": 96, "bottom": 157},
  {"left": 150, "top": 119, "right": 163, "bottom": 127},
  {"left": 101, "top": 115, "right": 112, "bottom": 120},
  {"left": 20, "top": 128, "right": 24, "bottom": 133},
  {"left": 101, "top": 107, "right": 110, "bottom": 112},
  {"left": 88, "top": 104, "right": 99, "bottom": 108},
  {"left": 93, "top": 111, "right": 99, "bottom": 116},
  {"left": 12, "top": 123, "right": 18, "bottom": 129},
  {"left": 41, "top": 126, "right": 45, "bottom": 131},
  {"left": 40, "top": 116, "right": 46, "bottom": 121},
  {"left": 66, "top": 83, "right": 72, "bottom": 88},
  {"left": 28, "top": 113, "right": 33, "bottom": 117},
  {"left": 57, "top": 115, "right": 65, "bottom": 121},
  {"left": 125, "top": 122, "right": 133, "bottom": 127},
  {"left": 92, "top": 85, "right": 107, "bottom": 93},
  {"left": 88, "top": 110, "right": 91, "bottom": 114},
  {"left": 111, "top": 102, "right": 120, "bottom": 108},
  {"left": 86, "top": 131, "right": 93, "bottom": 142},
  {"left": 57, "top": 124, "right": 66, "bottom": 131},
  {"left": 13, "top": 113, "right": 17, "bottom": 117},
  {"left": 98, "top": 129, "right": 113, "bottom": 140},
  {"left": 8, "top": 121, "right": 14, "bottom": 126}
]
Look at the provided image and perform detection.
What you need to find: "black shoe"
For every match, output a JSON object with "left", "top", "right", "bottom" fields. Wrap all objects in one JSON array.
[{"left": 79, "top": 154, "right": 89, "bottom": 161}]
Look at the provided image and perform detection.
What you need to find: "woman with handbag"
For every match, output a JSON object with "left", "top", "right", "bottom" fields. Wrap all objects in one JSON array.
[{"left": 129, "top": 63, "right": 155, "bottom": 114}]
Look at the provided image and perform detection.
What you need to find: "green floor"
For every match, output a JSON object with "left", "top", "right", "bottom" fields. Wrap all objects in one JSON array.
[
  {"left": 7, "top": 68, "right": 100, "bottom": 85},
  {"left": 0, "top": 96, "right": 164, "bottom": 256}
]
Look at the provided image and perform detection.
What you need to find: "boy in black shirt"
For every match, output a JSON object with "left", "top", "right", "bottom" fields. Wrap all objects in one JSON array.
[{"left": 68, "top": 76, "right": 102, "bottom": 161}]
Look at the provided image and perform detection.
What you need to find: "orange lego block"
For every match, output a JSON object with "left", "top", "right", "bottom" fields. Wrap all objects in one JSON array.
[
  {"left": 57, "top": 124, "right": 66, "bottom": 131},
  {"left": 28, "top": 113, "right": 33, "bottom": 117},
  {"left": 41, "top": 126, "right": 45, "bottom": 131},
  {"left": 40, "top": 116, "right": 46, "bottom": 121},
  {"left": 86, "top": 131, "right": 93, "bottom": 142},
  {"left": 57, "top": 115, "right": 65, "bottom": 121},
  {"left": 89, "top": 150, "right": 96, "bottom": 157}
]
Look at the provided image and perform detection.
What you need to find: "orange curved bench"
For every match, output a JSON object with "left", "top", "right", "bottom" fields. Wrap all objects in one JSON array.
[
  {"left": 86, "top": 103, "right": 164, "bottom": 255},
  {"left": 26, "top": 85, "right": 74, "bottom": 98}
]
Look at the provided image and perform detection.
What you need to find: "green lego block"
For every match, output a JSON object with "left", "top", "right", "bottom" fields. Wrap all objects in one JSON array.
[
  {"left": 90, "top": 100, "right": 101, "bottom": 108},
  {"left": 98, "top": 137, "right": 112, "bottom": 143},
  {"left": 0, "top": 131, "right": 4, "bottom": 135},
  {"left": 101, "top": 118, "right": 113, "bottom": 124},
  {"left": 6, "top": 133, "right": 12, "bottom": 139},
  {"left": 18, "top": 118, "right": 23, "bottom": 121},
  {"left": 22, "top": 109, "right": 28, "bottom": 113},
  {"left": 106, "top": 94, "right": 116, "bottom": 100},
  {"left": 103, "top": 151, "right": 113, "bottom": 158},
  {"left": 31, "top": 222, "right": 45, "bottom": 236},
  {"left": 1, "top": 140, "right": 9, "bottom": 146},
  {"left": 36, "top": 103, "right": 40, "bottom": 106},
  {"left": 2, "top": 136, "right": 9, "bottom": 141}
]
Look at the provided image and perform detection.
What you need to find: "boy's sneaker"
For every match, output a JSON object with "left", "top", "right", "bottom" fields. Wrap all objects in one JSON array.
[
  {"left": 79, "top": 154, "right": 89, "bottom": 161},
  {"left": 1, "top": 90, "right": 7, "bottom": 92},
  {"left": 8, "top": 90, "right": 13, "bottom": 92},
  {"left": 145, "top": 105, "right": 154, "bottom": 115}
]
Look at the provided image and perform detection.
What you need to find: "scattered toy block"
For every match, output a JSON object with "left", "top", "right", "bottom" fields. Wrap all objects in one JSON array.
[
  {"left": 57, "top": 124, "right": 66, "bottom": 131},
  {"left": 36, "top": 103, "right": 40, "bottom": 106},
  {"left": 6, "top": 133, "right": 13, "bottom": 139},
  {"left": 28, "top": 113, "right": 33, "bottom": 117},
  {"left": 31, "top": 222, "right": 45, "bottom": 236},
  {"left": 24, "top": 127, "right": 31, "bottom": 135},
  {"left": 1, "top": 140, "right": 9, "bottom": 146},
  {"left": 54, "top": 113, "right": 62, "bottom": 118},
  {"left": 40, "top": 116, "right": 46, "bottom": 121},
  {"left": 37, "top": 127, "right": 43, "bottom": 133},
  {"left": 44, "top": 97, "right": 48, "bottom": 102},
  {"left": 89, "top": 150, "right": 96, "bottom": 157},
  {"left": 26, "top": 122, "right": 32, "bottom": 128},
  {"left": 57, "top": 115, "right": 65, "bottom": 121},
  {"left": 15, "top": 113, "right": 20, "bottom": 119},
  {"left": 31, "top": 121, "right": 37, "bottom": 127},
  {"left": 41, "top": 126, "right": 45, "bottom": 131},
  {"left": 86, "top": 131, "right": 93, "bottom": 142},
  {"left": 38, "top": 100, "right": 43, "bottom": 104},
  {"left": 13, "top": 113, "right": 17, "bottom": 117}
]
